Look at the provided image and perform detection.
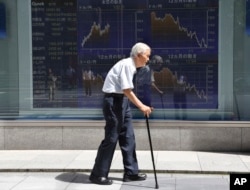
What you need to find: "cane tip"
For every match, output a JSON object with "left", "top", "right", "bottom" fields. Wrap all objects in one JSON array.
[{"left": 155, "top": 184, "right": 159, "bottom": 189}]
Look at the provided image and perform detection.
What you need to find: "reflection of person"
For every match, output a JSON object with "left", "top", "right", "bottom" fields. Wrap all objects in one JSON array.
[
  {"left": 66, "top": 65, "right": 76, "bottom": 89},
  {"left": 134, "top": 55, "right": 163, "bottom": 106},
  {"left": 173, "top": 72, "right": 187, "bottom": 119},
  {"left": 89, "top": 42, "right": 153, "bottom": 185},
  {"left": 82, "top": 66, "right": 95, "bottom": 96},
  {"left": 48, "top": 68, "right": 57, "bottom": 101}
]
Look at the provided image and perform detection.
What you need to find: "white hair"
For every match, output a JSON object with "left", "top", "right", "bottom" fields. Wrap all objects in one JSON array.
[{"left": 130, "top": 42, "right": 151, "bottom": 57}]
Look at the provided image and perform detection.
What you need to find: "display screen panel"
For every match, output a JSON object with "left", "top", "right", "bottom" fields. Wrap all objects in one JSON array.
[
  {"left": 0, "top": 3, "right": 7, "bottom": 39},
  {"left": 31, "top": 0, "right": 219, "bottom": 114},
  {"left": 247, "top": 0, "right": 250, "bottom": 35}
]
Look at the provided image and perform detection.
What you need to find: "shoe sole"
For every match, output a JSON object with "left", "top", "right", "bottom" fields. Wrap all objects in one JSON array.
[
  {"left": 123, "top": 178, "right": 147, "bottom": 182},
  {"left": 89, "top": 177, "right": 113, "bottom": 185}
]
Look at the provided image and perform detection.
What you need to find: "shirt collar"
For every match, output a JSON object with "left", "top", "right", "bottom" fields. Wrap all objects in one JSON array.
[{"left": 131, "top": 57, "right": 137, "bottom": 74}]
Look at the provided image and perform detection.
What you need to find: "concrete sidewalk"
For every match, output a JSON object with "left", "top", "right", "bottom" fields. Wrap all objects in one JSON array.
[
  {"left": 0, "top": 150, "right": 249, "bottom": 174},
  {"left": 0, "top": 150, "right": 249, "bottom": 190}
]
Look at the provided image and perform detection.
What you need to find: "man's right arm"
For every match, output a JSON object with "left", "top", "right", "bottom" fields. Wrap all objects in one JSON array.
[{"left": 123, "top": 88, "right": 152, "bottom": 117}]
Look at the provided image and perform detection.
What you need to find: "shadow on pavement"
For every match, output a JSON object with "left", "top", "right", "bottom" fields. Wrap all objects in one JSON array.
[{"left": 55, "top": 172, "right": 90, "bottom": 184}]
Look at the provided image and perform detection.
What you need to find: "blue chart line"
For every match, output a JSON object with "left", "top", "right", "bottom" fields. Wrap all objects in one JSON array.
[
  {"left": 78, "top": 10, "right": 121, "bottom": 50},
  {"left": 81, "top": 22, "right": 111, "bottom": 48},
  {"left": 150, "top": 11, "right": 209, "bottom": 49}
]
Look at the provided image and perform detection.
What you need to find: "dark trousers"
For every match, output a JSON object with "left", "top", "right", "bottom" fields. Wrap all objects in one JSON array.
[
  {"left": 84, "top": 80, "right": 92, "bottom": 96},
  {"left": 91, "top": 94, "right": 139, "bottom": 177}
]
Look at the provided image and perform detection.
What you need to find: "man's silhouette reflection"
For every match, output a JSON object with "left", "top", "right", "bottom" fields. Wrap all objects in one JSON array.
[{"left": 173, "top": 73, "right": 187, "bottom": 120}]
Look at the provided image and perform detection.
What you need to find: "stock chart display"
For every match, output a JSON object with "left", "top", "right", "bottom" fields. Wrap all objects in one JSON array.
[
  {"left": 0, "top": 3, "right": 6, "bottom": 39},
  {"left": 247, "top": 0, "right": 250, "bottom": 35},
  {"left": 77, "top": 0, "right": 218, "bottom": 109},
  {"left": 32, "top": 0, "right": 218, "bottom": 111}
]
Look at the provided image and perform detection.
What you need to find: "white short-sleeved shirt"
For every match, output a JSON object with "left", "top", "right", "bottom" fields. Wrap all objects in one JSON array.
[{"left": 102, "top": 57, "right": 136, "bottom": 94}]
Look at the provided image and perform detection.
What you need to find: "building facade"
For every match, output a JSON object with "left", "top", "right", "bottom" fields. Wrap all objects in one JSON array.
[{"left": 0, "top": 0, "right": 250, "bottom": 151}]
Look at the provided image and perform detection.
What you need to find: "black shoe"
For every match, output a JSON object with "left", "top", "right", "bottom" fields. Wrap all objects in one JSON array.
[
  {"left": 123, "top": 173, "right": 147, "bottom": 182},
  {"left": 89, "top": 174, "right": 113, "bottom": 185}
]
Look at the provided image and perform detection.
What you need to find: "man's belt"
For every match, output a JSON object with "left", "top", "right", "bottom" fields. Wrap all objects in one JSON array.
[{"left": 104, "top": 93, "right": 124, "bottom": 98}]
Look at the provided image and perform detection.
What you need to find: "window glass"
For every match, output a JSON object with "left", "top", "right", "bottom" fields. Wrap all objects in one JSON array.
[{"left": 0, "top": 0, "right": 249, "bottom": 121}]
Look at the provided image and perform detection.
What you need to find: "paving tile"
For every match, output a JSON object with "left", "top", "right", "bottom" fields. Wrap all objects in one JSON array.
[
  {"left": 11, "top": 173, "right": 70, "bottom": 190},
  {"left": 157, "top": 151, "right": 201, "bottom": 171},
  {"left": 0, "top": 172, "right": 231, "bottom": 190},
  {"left": 0, "top": 173, "right": 28, "bottom": 190},
  {"left": 198, "top": 152, "right": 249, "bottom": 173},
  {"left": 176, "top": 176, "right": 229, "bottom": 190}
]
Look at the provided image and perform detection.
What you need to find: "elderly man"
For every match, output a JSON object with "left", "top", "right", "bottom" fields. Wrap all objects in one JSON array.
[{"left": 89, "top": 42, "right": 153, "bottom": 185}]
